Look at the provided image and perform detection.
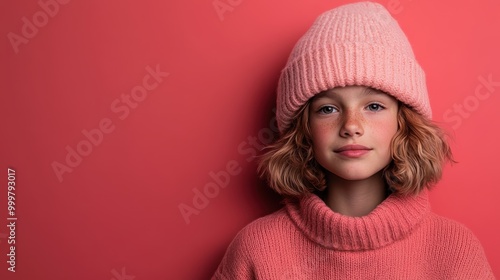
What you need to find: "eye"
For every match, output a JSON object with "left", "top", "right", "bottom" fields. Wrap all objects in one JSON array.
[
  {"left": 318, "top": 105, "right": 337, "bottom": 114},
  {"left": 366, "top": 103, "right": 385, "bottom": 112}
]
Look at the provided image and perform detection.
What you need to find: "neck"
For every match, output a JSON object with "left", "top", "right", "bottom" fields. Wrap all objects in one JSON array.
[{"left": 323, "top": 172, "right": 388, "bottom": 217}]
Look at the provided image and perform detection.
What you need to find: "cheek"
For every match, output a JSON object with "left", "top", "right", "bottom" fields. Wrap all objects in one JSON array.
[
  {"left": 372, "top": 118, "right": 398, "bottom": 147},
  {"left": 310, "top": 122, "right": 333, "bottom": 148},
  {"left": 385, "top": 121, "right": 398, "bottom": 138}
]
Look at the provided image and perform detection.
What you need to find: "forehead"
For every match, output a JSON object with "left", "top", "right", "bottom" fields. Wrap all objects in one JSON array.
[{"left": 314, "top": 86, "right": 388, "bottom": 99}]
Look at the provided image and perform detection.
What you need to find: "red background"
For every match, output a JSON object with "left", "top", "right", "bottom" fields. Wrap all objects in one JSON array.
[{"left": 1, "top": 0, "right": 499, "bottom": 279}]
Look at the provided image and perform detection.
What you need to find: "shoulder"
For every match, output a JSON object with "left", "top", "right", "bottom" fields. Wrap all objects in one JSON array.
[
  {"left": 212, "top": 207, "right": 293, "bottom": 280},
  {"left": 219, "top": 205, "right": 303, "bottom": 261},
  {"left": 421, "top": 213, "right": 494, "bottom": 279},
  {"left": 229, "top": 207, "right": 293, "bottom": 250},
  {"left": 425, "top": 213, "right": 483, "bottom": 245},
  {"left": 423, "top": 213, "right": 485, "bottom": 253}
]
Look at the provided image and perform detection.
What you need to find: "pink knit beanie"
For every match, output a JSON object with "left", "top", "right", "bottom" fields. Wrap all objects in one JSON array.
[{"left": 276, "top": 1, "right": 431, "bottom": 133}]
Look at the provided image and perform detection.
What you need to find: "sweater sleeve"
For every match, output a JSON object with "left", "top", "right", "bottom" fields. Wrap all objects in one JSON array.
[{"left": 212, "top": 226, "right": 255, "bottom": 280}]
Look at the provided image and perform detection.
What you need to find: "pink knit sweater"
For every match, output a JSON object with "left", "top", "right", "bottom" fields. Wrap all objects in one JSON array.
[{"left": 213, "top": 190, "right": 494, "bottom": 279}]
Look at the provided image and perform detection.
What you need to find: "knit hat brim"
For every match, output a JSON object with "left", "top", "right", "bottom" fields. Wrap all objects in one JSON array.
[{"left": 277, "top": 43, "right": 430, "bottom": 133}]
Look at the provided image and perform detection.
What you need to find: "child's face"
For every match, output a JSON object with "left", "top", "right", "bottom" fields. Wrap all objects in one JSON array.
[{"left": 309, "top": 86, "right": 399, "bottom": 182}]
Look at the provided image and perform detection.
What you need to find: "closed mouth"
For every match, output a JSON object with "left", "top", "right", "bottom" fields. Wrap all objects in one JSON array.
[{"left": 334, "top": 144, "right": 371, "bottom": 153}]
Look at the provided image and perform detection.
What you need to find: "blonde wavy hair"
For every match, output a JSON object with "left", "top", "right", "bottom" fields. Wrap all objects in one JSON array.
[{"left": 258, "top": 101, "right": 454, "bottom": 197}]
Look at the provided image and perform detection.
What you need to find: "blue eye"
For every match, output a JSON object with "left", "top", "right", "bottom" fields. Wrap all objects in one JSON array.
[
  {"left": 319, "top": 106, "right": 336, "bottom": 114},
  {"left": 367, "top": 103, "right": 385, "bottom": 111}
]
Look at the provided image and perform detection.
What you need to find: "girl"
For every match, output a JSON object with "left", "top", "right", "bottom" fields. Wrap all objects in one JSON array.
[{"left": 213, "top": 2, "right": 494, "bottom": 279}]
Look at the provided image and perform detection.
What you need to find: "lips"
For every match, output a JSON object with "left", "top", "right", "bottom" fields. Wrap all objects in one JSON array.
[{"left": 334, "top": 145, "right": 372, "bottom": 158}]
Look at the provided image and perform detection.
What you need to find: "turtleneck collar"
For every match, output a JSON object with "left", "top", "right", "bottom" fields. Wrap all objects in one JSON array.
[{"left": 284, "top": 189, "right": 431, "bottom": 251}]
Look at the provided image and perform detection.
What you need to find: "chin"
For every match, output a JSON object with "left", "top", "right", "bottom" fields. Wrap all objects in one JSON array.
[
  {"left": 327, "top": 167, "right": 385, "bottom": 182},
  {"left": 338, "top": 173, "right": 375, "bottom": 181}
]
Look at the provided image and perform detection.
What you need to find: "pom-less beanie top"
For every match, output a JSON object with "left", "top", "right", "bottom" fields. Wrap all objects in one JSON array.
[{"left": 276, "top": 1, "right": 431, "bottom": 133}]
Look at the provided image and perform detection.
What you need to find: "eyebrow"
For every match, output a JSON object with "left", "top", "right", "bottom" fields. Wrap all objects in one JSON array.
[
  {"left": 362, "top": 87, "right": 382, "bottom": 95},
  {"left": 314, "top": 87, "right": 383, "bottom": 99}
]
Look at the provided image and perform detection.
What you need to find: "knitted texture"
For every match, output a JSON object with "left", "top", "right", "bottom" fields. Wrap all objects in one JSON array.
[
  {"left": 212, "top": 190, "right": 495, "bottom": 279},
  {"left": 276, "top": 1, "right": 431, "bottom": 133}
]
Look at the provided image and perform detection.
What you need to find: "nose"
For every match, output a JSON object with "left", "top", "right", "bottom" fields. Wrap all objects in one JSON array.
[{"left": 339, "top": 110, "right": 364, "bottom": 137}]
